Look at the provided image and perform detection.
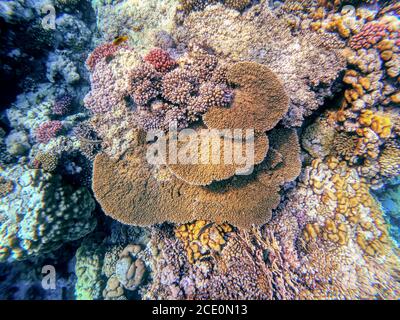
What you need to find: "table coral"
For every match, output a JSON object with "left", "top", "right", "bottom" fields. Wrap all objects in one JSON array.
[
  {"left": 203, "top": 62, "right": 289, "bottom": 134},
  {"left": 92, "top": 127, "right": 301, "bottom": 228},
  {"left": 166, "top": 131, "right": 269, "bottom": 186}
]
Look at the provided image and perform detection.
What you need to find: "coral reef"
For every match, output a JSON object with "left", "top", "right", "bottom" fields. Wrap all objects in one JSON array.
[
  {"left": 203, "top": 62, "right": 288, "bottom": 134},
  {"left": 1, "top": 0, "right": 400, "bottom": 302},
  {"left": 92, "top": 127, "right": 301, "bottom": 228},
  {"left": 91, "top": 0, "right": 179, "bottom": 54},
  {"left": 173, "top": 2, "right": 346, "bottom": 126},
  {"left": 35, "top": 121, "right": 64, "bottom": 144},
  {"left": 0, "top": 164, "right": 96, "bottom": 263}
]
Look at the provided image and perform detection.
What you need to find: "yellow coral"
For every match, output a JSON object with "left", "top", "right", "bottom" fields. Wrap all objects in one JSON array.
[
  {"left": 175, "top": 220, "right": 233, "bottom": 263},
  {"left": 302, "top": 157, "right": 393, "bottom": 257}
]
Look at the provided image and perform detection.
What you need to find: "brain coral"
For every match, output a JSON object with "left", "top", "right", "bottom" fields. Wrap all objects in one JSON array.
[
  {"left": 173, "top": 2, "right": 346, "bottom": 126},
  {"left": 92, "top": 127, "right": 300, "bottom": 229},
  {"left": 0, "top": 164, "right": 96, "bottom": 263}
]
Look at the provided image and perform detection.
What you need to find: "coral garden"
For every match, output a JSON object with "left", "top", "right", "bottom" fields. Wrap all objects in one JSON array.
[{"left": 0, "top": 0, "right": 400, "bottom": 300}]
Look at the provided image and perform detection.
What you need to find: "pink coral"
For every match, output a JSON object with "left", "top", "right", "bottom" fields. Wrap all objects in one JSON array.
[
  {"left": 84, "top": 60, "right": 128, "bottom": 114},
  {"left": 144, "top": 48, "right": 177, "bottom": 73},
  {"left": 86, "top": 43, "right": 126, "bottom": 72},
  {"left": 35, "top": 121, "right": 63, "bottom": 143},
  {"left": 349, "top": 23, "right": 387, "bottom": 50}
]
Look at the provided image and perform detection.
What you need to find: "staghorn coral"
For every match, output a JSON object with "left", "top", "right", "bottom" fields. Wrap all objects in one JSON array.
[
  {"left": 203, "top": 62, "right": 289, "bottom": 134},
  {"left": 92, "top": 127, "right": 301, "bottom": 229}
]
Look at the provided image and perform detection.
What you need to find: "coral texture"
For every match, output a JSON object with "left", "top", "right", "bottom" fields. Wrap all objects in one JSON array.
[
  {"left": 92, "top": 127, "right": 301, "bottom": 228},
  {"left": 0, "top": 164, "right": 96, "bottom": 263}
]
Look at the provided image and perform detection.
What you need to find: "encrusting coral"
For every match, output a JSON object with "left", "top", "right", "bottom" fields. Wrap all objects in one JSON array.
[{"left": 175, "top": 220, "right": 233, "bottom": 264}]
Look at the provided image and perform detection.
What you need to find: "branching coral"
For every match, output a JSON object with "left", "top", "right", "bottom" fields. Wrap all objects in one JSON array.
[
  {"left": 86, "top": 42, "right": 127, "bottom": 72},
  {"left": 144, "top": 48, "right": 177, "bottom": 73},
  {"left": 35, "top": 121, "right": 63, "bottom": 144},
  {"left": 128, "top": 47, "right": 233, "bottom": 132}
]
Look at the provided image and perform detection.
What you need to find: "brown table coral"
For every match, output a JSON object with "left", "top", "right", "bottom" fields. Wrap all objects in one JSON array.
[{"left": 92, "top": 127, "right": 300, "bottom": 229}]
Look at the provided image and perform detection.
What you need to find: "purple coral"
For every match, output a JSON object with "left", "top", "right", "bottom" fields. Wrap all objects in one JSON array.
[
  {"left": 35, "top": 121, "right": 63, "bottom": 143},
  {"left": 52, "top": 94, "right": 73, "bottom": 116},
  {"left": 198, "top": 82, "right": 233, "bottom": 108},
  {"left": 127, "top": 48, "right": 233, "bottom": 132},
  {"left": 129, "top": 63, "right": 162, "bottom": 106},
  {"left": 161, "top": 69, "right": 196, "bottom": 105}
]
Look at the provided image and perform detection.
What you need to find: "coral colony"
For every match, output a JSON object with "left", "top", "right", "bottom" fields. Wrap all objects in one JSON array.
[{"left": 0, "top": 0, "right": 400, "bottom": 301}]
